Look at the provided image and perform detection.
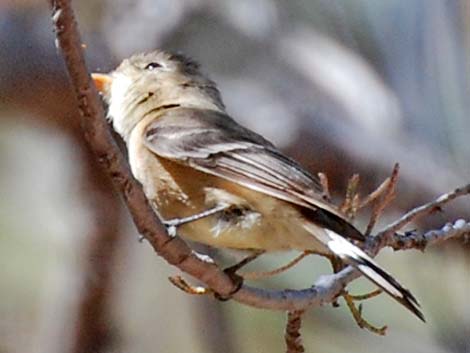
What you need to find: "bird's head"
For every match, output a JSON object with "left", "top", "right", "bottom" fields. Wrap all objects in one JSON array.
[{"left": 92, "top": 50, "right": 225, "bottom": 139}]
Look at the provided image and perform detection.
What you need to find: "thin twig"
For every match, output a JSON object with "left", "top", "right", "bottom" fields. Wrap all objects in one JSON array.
[
  {"left": 348, "top": 289, "right": 382, "bottom": 301},
  {"left": 285, "top": 311, "right": 305, "bottom": 353},
  {"left": 339, "top": 167, "right": 397, "bottom": 331},
  {"left": 341, "top": 289, "right": 384, "bottom": 334},
  {"left": 359, "top": 177, "right": 391, "bottom": 209},
  {"left": 387, "top": 219, "right": 470, "bottom": 251},
  {"left": 241, "top": 252, "right": 312, "bottom": 280},
  {"left": 364, "top": 164, "right": 399, "bottom": 236},
  {"left": 340, "top": 173, "right": 360, "bottom": 218},
  {"left": 343, "top": 292, "right": 387, "bottom": 335},
  {"left": 318, "top": 172, "right": 331, "bottom": 202},
  {"left": 376, "top": 183, "right": 470, "bottom": 246}
]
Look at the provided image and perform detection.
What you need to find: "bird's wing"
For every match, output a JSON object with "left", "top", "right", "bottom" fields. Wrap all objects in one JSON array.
[{"left": 143, "top": 107, "right": 364, "bottom": 241}]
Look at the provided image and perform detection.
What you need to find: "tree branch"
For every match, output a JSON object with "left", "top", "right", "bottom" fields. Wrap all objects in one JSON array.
[
  {"left": 49, "top": 0, "right": 469, "bottom": 317},
  {"left": 387, "top": 219, "right": 470, "bottom": 251},
  {"left": 376, "top": 184, "right": 470, "bottom": 244},
  {"left": 49, "top": 0, "right": 238, "bottom": 298},
  {"left": 285, "top": 311, "right": 305, "bottom": 353}
]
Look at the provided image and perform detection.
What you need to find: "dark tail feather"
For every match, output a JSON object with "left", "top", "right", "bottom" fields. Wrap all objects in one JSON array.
[{"left": 324, "top": 229, "right": 425, "bottom": 322}]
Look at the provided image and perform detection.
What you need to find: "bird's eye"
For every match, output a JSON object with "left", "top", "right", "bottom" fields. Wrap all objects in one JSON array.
[{"left": 144, "top": 62, "right": 162, "bottom": 70}]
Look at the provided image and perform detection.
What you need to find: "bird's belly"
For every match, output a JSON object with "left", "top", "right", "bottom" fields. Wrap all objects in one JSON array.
[
  {"left": 128, "top": 142, "right": 327, "bottom": 253},
  {"left": 176, "top": 211, "right": 321, "bottom": 252},
  {"left": 163, "top": 177, "right": 328, "bottom": 253}
]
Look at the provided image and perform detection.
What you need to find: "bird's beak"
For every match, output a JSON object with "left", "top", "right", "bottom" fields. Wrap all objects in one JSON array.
[{"left": 91, "top": 73, "right": 113, "bottom": 94}]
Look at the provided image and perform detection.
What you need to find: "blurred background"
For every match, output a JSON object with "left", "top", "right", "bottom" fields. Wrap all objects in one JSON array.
[{"left": 0, "top": 0, "right": 469, "bottom": 352}]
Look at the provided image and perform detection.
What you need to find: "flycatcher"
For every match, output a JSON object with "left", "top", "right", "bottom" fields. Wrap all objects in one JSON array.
[{"left": 92, "top": 50, "right": 423, "bottom": 321}]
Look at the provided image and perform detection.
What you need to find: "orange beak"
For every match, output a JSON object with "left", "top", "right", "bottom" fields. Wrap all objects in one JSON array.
[{"left": 91, "top": 73, "right": 113, "bottom": 94}]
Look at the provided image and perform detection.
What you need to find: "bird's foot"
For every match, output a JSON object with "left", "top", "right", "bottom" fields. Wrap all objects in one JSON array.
[
  {"left": 214, "top": 251, "right": 263, "bottom": 301},
  {"left": 214, "top": 267, "right": 244, "bottom": 301}
]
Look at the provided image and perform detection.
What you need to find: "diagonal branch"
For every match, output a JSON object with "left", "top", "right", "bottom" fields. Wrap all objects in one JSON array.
[
  {"left": 48, "top": 0, "right": 238, "bottom": 298},
  {"left": 373, "top": 183, "right": 470, "bottom": 249},
  {"left": 364, "top": 163, "right": 399, "bottom": 236},
  {"left": 386, "top": 219, "right": 470, "bottom": 251}
]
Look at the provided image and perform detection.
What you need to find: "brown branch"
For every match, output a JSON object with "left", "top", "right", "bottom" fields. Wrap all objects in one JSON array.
[
  {"left": 318, "top": 172, "right": 331, "bottom": 202},
  {"left": 49, "top": 0, "right": 238, "bottom": 297},
  {"left": 364, "top": 163, "right": 399, "bottom": 236},
  {"left": 49, "top": 0, "right": 469, "bottom": 323},
  {"left": 285, "top": 311, "right": 305, "bottom": 353},
  {"left": 339, "top": 173, "right": 360, "bottom": 218},
  {"left": 348, "top": 289, "right": 382, "bottom": 301},
  {"left": 359, "top": 177, "right": 392, "bottom": 209}
]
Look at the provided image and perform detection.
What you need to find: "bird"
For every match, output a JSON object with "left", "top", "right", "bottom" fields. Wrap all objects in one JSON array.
[{"left": 91, "top": 50, "right": 424, "bottom": 321}]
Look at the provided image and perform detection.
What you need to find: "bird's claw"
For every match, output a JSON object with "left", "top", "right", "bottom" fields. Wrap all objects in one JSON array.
[{"left": 214, "top": 268, "right": 244, "bottom": 301}]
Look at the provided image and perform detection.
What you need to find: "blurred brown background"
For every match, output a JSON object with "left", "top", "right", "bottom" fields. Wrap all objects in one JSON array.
[{"left": 0, "top": 0, "right": 469, "bottom": 352}]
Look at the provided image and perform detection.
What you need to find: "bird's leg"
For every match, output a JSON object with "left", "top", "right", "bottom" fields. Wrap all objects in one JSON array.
[
  {"left": 160, "top": 203, "right": 263, "bottom": 300},
  {"left": 168, "top": 251, "right": 264, "bottom": 299},
  {"left": 215, "top": 250, "right": 265, "bottom": 301},
  {"left": 162, "top": 204, "right": 230, "bottom": 236},
  {"left": 168, "top": 276, "right": 212, "bottom": 296}
]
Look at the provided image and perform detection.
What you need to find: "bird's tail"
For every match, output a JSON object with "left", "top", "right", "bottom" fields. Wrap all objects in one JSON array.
[{"left": 324, "top": 229, "right": 425, "bottom": 322}]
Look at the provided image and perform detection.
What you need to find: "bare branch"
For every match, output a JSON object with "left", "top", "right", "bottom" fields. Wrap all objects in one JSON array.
[
  {"left": 375, "top": 183, "right": 470, "bottom": 247},
  {"left": 386, "top": 219, "right": 470, "bottom": 251},
  {"left": 285, "top": 311, "right": 305, "bottom": 353},
  {"left": 339, "top": 173, "right": 360, "bottom": 217},
  {"left": 49, "top": 0, "right": 238, "bottom": 298},
  {"left": 318, "top": 172, "right": 331, "bottom": 202},
  {"left": 359, "top": 177, "right": 391, "bottom": 209},
  {"left": 364, "top": 163, "right": 399, "bottom": 236},
  {"left": 343, "top": 291, "right": 387, "bottom": 335}
]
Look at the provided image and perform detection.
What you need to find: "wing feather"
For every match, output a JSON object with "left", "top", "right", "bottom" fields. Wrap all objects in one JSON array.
[{"left": 144, "top": 107, "right": 364, "bottom": 241}]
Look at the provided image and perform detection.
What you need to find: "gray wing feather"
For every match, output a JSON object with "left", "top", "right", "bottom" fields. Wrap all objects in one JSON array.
[
  {"left": 144, "top": 108, "right": 325, "bottom": 205},
  {"left": 143, "top": 107, "right": 363, "bottom": 240}
]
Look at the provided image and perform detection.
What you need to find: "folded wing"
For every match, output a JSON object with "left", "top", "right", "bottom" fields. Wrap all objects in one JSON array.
[{"left": 144, "top": 107, "right": 364, "bottom": 241}]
